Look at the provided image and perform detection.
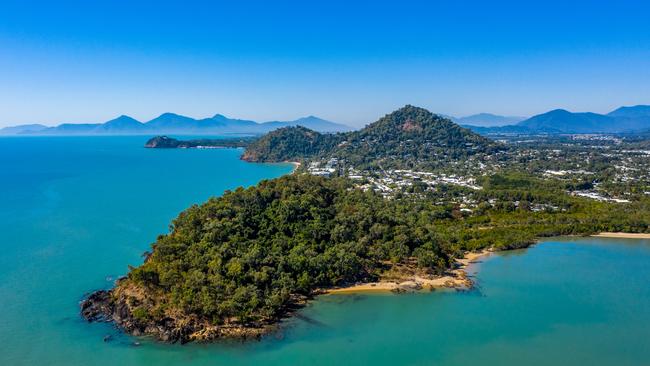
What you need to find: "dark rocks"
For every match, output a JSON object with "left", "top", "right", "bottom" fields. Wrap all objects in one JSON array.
[
  {"left": 391, "top": 281, "right": 423, "bottom": 293},
  {"left": 80, "top": 289, "right": 200, "bottom": 344},
  {"left": 81, "top": 285, "right": 272, "bottom": 344},
  {"left": 80, "top": 290, "right": 113, "bottom": 322}
]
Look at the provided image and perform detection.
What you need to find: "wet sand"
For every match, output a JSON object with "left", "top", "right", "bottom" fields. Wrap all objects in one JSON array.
[
  {"left": 326, "top": 250, "right": 492, "bottom": 294},
  {"left": 592, "top": 232, "right": 650, "bottom": 239}
]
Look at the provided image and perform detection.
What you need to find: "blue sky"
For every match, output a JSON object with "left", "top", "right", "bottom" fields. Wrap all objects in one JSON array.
[{"left": 1, "top": 0, "right": 649, "bottom": 127}]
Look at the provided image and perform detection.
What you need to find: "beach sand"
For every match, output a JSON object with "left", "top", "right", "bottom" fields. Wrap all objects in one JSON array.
[
  {"left": 325, "top": 250, "right": 492, "bottom": 294},
  {"left": 287, "top": 161, "right": 301, "bottom": 174},
  {"left": 592, "top": 232, "right": 650, "bottom": 239}
]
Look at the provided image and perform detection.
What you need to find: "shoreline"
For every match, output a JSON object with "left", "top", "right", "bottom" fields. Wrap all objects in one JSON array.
[
  {"left": 592, "top": 232, "right": 650, "bottom": 239},
  {"left": 323, "top": 232, "right": 650, "bottom": 295},
  {"left": 324, "top": 250, "right": 492, "bottom": 295},
  {"left": 81, "top": 234, "right": 649, "bottom": 342},
  {"left": 287, "top": 161, "right": 301, "bottom": 173},
  {"left": 326, "top": 233, "right": 650, "bottom": 294}
]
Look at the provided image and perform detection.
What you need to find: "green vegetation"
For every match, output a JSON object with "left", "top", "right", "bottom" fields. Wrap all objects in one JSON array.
[
  {"left": 145, "top": 135, "right": 255, "bottom": 149},
  {"left": 127, "top": 175, "right": 451, "bottom": 324},
  {"left": 84, "top": 105, "right": 650, "bottom": 342},
  {"left": 243, "top": 105, "right": 502, "bottom": 169},
  {"left": 123, "top": 173, "right": 648, "bottom": 326},
  {"left": 240, "top": 126, "right": 340, "bottom": 162}
]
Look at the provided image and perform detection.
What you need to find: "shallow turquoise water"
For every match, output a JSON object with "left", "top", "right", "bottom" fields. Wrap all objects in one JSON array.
[{"left": 1, "top": 137, "right": 649, "bottom": 365}]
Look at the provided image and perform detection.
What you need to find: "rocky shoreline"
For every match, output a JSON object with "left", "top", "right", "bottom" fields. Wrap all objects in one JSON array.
[
  {"left": 80, "top": 281, "right": 274, "bottom": 344},
  {"left": 80, "top": 250, "right": 490, "bottom": 344}
]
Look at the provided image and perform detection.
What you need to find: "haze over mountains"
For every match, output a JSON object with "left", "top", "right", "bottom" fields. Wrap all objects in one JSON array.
[
  {"left": 452, "top": 113, "right": 526, "bottom": 127},
  {"left": 0, "top": 113, "right": 352, "bottom": 135},
  {"left": 3, "top": 104, "right": 649, "bottom": 136},
  {"left": 465, "top": 105, "right": 650, "bottom": 134}
]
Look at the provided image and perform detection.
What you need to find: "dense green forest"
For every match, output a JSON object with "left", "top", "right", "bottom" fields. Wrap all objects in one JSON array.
[
  {"left": 145, "top": 135, "right": 255, "bottom": 149},
  {"left": 243, "top": 105, "right": 502, "bottom": 169},
  {"left": 116, "top": 174, "right": 648, "bottom": 330},
  {"left": 240, "top": 126, "right": 341, "bottom": 162}
]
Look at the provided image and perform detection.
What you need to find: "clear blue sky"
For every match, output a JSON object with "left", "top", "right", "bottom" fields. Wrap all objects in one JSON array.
[{"left": 1, "top": 0, "right": 649, "bottom": 127}]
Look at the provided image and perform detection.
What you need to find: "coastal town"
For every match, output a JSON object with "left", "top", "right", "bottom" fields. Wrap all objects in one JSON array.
[{"left": 305, "top": 133, "right": 650, "bottom": 205}]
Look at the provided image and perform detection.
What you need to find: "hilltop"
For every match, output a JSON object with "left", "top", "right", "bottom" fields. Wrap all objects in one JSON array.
[
  {"left": 243, "top": 105, "right": 501, "bottom": 169},
  {"left": 240, "top": 126, "right": 340, "bottom": 162}
]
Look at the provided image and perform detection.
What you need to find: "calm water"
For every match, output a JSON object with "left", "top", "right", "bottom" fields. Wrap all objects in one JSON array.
[{"left": 1, "top": 136, "right": 649, "bottom": 365}]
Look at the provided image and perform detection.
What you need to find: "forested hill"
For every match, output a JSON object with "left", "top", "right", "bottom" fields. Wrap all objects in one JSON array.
[
  {"left": 241, "top": 105, "right": 502, "bottom": 169},
  {"left": 81, "top": 173, "right": 650, "bottom": 343},
  {"left": 240, "top": 126, "right": 341, "bottom": 162},
  {"left": 340, "top": 105, "right": 500, "bottom": 168}
]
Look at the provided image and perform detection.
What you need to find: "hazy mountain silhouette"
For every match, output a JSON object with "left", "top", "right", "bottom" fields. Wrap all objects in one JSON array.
[{"left": 0, "top": 113, "right": 352, "bottom": 135}]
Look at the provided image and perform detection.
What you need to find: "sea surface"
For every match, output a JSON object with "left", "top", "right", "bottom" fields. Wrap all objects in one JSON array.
[{"left": 1, "top": 136, "right": 649, "bottom": 365}]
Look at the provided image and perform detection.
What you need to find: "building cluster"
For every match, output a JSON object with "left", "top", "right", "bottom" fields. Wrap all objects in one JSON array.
[
  {"left": 307, "top": 158, "right": 341, "bottom": 177},
  {"left": 303, "top": 133, "right": 649, "bottom": 206}
]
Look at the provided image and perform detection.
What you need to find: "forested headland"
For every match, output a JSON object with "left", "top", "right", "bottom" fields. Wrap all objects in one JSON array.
[
  {"left": 82, "top": 105, "right": 650, "bottom": 343},
  {"left": 81, "top": 173, "right": 649, "bottom": 343}
]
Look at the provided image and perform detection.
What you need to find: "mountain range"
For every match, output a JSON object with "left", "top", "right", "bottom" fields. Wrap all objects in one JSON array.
[
  {"left": 465, "top": 105, "right": 650, "bottom": 134},
  {"left": 452, "top": 113, "right": 526, "bottom": 127},
  {"left": 0, "top": 114, "right": 352, "bottom": 135},
  {"left": 4, "top": 104, "right": 649, "bottom": 136}
]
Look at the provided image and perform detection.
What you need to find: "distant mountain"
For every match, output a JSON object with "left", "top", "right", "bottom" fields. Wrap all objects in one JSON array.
[
  {"left": 243, "top": 105, "right": 500, "bottom": 169},
  {"left": 467, "top": 105, "right": 650, "bottom": 134},
  {"left": 287, "top": 116, "right": 350, "bottom": 132},
  {"left": 464, "top": 125, "right": 534, "bottom": 135},
  {"left": 96, "top": 115, "right": 144, "bottom": 133},
  {"left": 608, "top": 105, "right": 650, "bottom": 119},
  {"left": 455, "top": 113, "right": 526, "bottom": 127},
  {"left": 46, "top": 123, "right": 100, "bottom": 134},
  {"left": 144, "top": 113, "right": 209, "bottom": 132},
  {"left": 0, "top": 124, "right": 48, "bottom": 135},
  {"left": 211, "top": 114, "right": 259, "bottom": 131},
  {"left": 606, "top": 105, "right": 650, "bottom": 132},
  {"left": 517, "top": 109, "right": 616, "bottom": 133},
  {"left": 0, "top": 113, "right": 352, "bottom": 135}
]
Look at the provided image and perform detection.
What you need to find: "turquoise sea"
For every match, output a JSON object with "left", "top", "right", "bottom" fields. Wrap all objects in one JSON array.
[{"left": 1, "top": 136, "right": 649, "bottom": 365}]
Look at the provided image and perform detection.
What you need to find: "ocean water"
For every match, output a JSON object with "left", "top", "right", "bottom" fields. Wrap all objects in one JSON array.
[{"left": 1, "top": 136, "right": 649, "bottom": 365}]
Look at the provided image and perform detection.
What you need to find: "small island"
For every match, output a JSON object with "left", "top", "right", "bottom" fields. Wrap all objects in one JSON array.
[{"left": 144, "top": 135, "right": 255, "bottom": 149}]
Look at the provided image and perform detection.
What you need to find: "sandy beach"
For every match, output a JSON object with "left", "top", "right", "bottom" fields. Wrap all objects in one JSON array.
[
  {"left": 287, "top": 161, "right": 301, "bottom": 173},
  {"left": 592, "top": 232, "right": 650, "bottom": 239},
  {"left": 326, "top": 250, "right": 492, "bottom": 294}
]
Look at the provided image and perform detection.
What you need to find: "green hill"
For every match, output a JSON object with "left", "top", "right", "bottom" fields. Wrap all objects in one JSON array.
[
  {"left": 243, "top": 105, "right": 501, "bottom": 169},
  {"left": 240, "top": 126, "right": 340, "bottom": 162}
]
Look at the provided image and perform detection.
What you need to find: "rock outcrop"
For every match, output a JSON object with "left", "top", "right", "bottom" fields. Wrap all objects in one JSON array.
[
  {"left": 144, "top": 136, "right": 181, "bottom": 148},
  {"left": 80, "top": 281, "right": 271, "bottom": 344}
]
